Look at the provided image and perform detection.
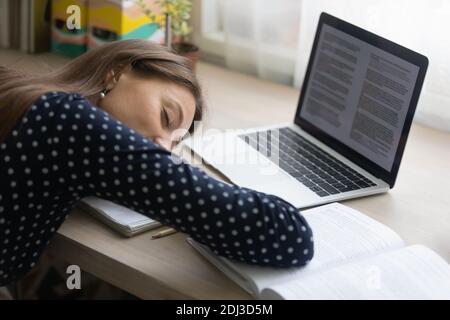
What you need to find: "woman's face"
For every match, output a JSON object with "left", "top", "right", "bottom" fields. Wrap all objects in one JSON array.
[{"left": 97, "top": 68, "right": 196, "bottom": 151}]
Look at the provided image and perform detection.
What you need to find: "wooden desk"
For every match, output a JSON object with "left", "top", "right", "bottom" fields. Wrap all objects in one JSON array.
[{"left": 2, "top": 50, "right": 450, "bottom": 299}]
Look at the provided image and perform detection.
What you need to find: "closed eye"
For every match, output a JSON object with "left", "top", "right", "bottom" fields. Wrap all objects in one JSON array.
[
  {"left": 162, "top": 96, "right": 184, "bottom": 129},
  {"left": 161, "top": 107, "right": 171, "bottom": 128}
]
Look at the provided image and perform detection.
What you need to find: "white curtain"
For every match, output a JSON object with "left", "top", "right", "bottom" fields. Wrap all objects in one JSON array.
[
  {"left": 219, "top": 0, "right": 302, "bottom": 85},
  {"left": 218, "top": 0, "right": 450, "bottom": 132}
]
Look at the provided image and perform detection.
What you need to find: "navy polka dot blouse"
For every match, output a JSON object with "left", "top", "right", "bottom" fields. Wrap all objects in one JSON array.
[{"left": 0, "top": 91, "right": 314, "bottom": 286}]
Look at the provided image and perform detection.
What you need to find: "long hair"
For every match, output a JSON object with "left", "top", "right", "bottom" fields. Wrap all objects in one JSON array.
[{"left": 0, "top": 39, "right": 204, "bottom": 143}]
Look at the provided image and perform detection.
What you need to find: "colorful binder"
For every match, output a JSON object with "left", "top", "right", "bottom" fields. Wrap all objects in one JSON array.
[{"left": 51, "top": 0, "right": 88, "bottom": 57}]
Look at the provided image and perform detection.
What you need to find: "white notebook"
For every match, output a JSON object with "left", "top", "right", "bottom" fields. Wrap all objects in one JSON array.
[
  {"left": 187, "top": 203, "right": 450, "bottom": 300},
  {"left": 79, "top": 197, "right": 161, "bottom": 237}
]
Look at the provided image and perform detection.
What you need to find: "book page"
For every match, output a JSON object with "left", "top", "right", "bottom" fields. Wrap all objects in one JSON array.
[
  {"left": 261, "top": 245, "right": 450, "bottom": 300},
  {"left": 189, "top": 203, "right": 404, "bottom": 296}
]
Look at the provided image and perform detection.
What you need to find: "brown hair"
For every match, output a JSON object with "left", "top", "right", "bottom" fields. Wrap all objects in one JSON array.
[{"left": 0, "top": 39, "right": 204, "bottom": 143}]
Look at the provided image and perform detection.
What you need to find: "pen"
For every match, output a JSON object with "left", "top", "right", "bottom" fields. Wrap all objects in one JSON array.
[{"left": 151, "top": 227, "right": 178, "bottom": 239}]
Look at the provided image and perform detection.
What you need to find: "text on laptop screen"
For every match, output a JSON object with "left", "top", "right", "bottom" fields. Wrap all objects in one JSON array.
[{"left": 299, "top": 24, "right": 420, "bottom": 172}]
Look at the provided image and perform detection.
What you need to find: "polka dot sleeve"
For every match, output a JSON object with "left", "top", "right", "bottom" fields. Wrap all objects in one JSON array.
[{"left": 0, "top": 92, "right": 314, "bottom": 285}]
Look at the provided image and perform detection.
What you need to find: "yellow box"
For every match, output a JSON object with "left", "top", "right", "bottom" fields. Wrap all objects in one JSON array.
[{"left": 88, "top": 0, "right": 165, "bottom": 49}]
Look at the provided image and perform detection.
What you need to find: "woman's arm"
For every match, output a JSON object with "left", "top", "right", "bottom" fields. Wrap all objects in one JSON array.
[{"left": 47, "top": 92, "right": 314, "bottom": 267}]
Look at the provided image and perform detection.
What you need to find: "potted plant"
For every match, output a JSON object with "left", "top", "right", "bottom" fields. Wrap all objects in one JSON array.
[{"left": 136, "top": 0, "right": 200, "bottom": 68}]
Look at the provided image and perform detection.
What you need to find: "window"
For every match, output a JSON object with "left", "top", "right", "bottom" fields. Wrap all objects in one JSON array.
[{"left": 191, "top": 0, "right": 302, "bottom": 85}]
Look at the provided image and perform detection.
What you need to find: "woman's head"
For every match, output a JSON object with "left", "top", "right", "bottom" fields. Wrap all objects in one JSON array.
[
  {"left": 0, "top": 39, "right": 204, "bottom": 149},
  {"left": 96, "top": 64, "right": 197, "bottom": 151}
]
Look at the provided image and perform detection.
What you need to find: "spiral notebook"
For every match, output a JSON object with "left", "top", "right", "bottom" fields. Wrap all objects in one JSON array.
[
  {"left": 187, "top": 203, "right": 450, "bottom": 300},
  {"left": 79, "top": 197, "right": 161, "bottom": 237}
]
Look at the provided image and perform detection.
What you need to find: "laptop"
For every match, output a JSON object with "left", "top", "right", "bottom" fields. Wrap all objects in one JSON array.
[{"left": 186, "top": 12, "right": 428, "bottom": 209}]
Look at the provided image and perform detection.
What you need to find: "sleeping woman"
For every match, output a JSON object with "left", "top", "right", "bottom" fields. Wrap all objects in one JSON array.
[{"left": 0, "top": 39, "right": 314, "bottom": 287}]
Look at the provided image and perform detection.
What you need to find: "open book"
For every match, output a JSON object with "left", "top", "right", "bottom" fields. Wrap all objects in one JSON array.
[
  {"left": 79, "top": 197, "right": 161, "bottom": 237},
  {"left": 187, "top": 203, "right": 450, "bottom": 299}
]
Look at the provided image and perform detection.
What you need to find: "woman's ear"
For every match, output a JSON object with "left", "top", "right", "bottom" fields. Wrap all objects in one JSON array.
[
  {"left": 107, "top": 70, "right": 119, "bottom": 87},
  {"left": 105, "top": 65, "right": 128, "bottom": 90}
]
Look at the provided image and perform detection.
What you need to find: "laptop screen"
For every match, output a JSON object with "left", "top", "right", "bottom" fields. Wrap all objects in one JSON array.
[{"left": 296, "top": 13, "right": 428, "bottom": 187}]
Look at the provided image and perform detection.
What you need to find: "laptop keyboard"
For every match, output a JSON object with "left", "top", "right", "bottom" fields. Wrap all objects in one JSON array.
[{"left": 238, "top": 127, "right": 377, "bottom": 197}]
